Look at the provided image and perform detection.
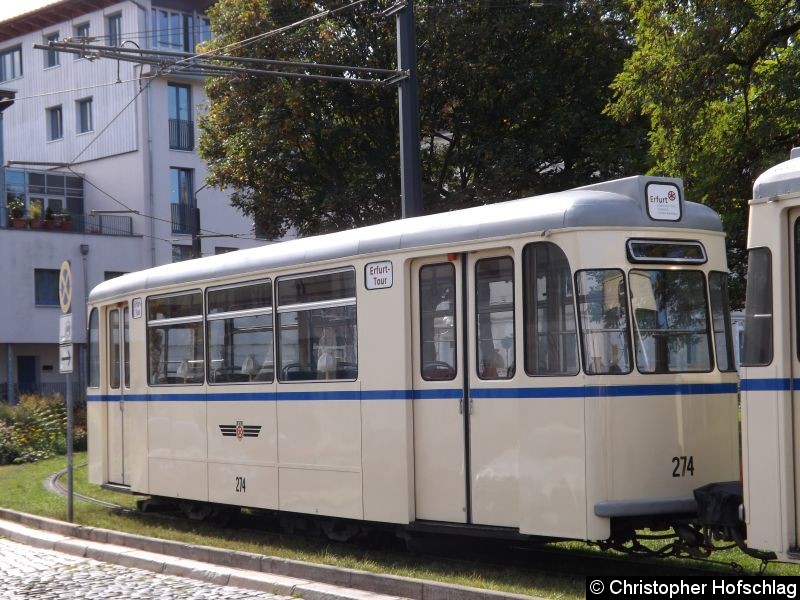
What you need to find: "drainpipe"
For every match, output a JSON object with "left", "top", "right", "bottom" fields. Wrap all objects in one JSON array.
[{"left": 0, "top": 90, "right": 16, "bottom": 402}]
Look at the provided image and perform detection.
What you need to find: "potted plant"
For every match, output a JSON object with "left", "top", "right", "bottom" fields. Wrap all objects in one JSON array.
[
  {"left": 7, "top": 198, "right": 25, "bottom": 228},
  {"left": 60, "top": 210, "right": 72, "bottom": 231},
  {"left": 29, "top": 202, "right": 42, "bottom": 229},
  {"left": 44, "top": 206, "right": 57, "bottom": 229}
]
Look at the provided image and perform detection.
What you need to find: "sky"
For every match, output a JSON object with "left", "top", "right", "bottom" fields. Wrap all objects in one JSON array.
[{"left": 0, "top": 1, "right": 60, "bottom": 22}]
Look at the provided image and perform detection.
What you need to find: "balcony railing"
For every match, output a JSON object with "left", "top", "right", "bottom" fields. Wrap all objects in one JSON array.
[
  {"left": 4, "top": 213, "right": 134, "bottom": 236},
  {"left": 169, "top": 118, "right": 194, "bottom": 151},
  {"left": 171, "top": 203, "right": 198, "bottom": 234}
]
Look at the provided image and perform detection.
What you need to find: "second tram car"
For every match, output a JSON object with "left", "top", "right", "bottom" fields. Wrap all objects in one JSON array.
[
  {"left": 738, "top": 149, "right": 800, "bottom": 563},
  {"left": 86, "top": 175, "right": 739, "bottom": 546}
]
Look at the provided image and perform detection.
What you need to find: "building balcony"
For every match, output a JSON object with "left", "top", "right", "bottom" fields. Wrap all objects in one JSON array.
[
  {"left": 171, "top": 203, "right": 198, "bottom": 235},
  {"left": 169, "top": 118, "right": 194, "bottom": 151},
  {"left": 4, "top": 213, "right": 134, "bottom": 236}
]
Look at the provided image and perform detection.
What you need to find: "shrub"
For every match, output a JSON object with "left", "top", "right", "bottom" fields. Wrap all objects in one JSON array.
[{"left": 0, "top": 394, "right": 86, "bottom": 465}]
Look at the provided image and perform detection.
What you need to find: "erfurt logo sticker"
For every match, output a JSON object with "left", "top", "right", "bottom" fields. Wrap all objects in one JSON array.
[
  {"left": 646, "top": 182, "right": 681, "bottom": 221},
  {"left": 219, "top": 421, "right": 262, "bottom": 441}
]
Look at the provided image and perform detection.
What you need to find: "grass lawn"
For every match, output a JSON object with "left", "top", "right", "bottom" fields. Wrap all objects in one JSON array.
[{"left": 2, "top": 455, "right": 800, "bottom": 598}]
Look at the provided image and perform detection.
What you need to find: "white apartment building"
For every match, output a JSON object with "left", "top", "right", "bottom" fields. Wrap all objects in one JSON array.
[{"left": 0, "top": 0, "right": 264, "bottom": 400}]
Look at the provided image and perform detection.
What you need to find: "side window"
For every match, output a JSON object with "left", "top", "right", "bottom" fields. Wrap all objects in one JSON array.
[
  {"left": 523, "top": 242, "right": 578, "bottom": 376},
  {"left": 277, "top": 269, "right": 357, "bottom": 382},
  {"left": 576, "top": 269, "right": 632, "bottom": 375},
  {"left": 109, "top": 309, "right": 120, "bottom": 389},
  {"left": 743, "top": 247, "right": 772, "bottom": 366},
  {"left": 629, "top": 270, "right": 712, "bottom": 373},
  {"left": 147, "top": 291, "right": 204, "bottom": 385},
  {"left": 88, "top": 308, "right": 99, "bottom": 387},
  {"left": 476, "top": 257, "right": 514, "bottom": 379},
  {"left": 709, "top": 272, "right": 736, "bottom": 372},
  {"left": 207, "top": 280, "right": 273, "bottom": 384},
  {"left": 419, "top": 263, "right": 457, "bottom": 380}
]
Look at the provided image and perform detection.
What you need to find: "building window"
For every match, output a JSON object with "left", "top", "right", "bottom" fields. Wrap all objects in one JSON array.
[
  {"left": 34, "top": 269, "right": 60, "bottom": 306},
  {"left": 74, "top": 22, "right": 89, "bottom": 59},
  {"left": 104, "top": 271, "right": 127, "bottom": 280},
  {"left": 76, "top": 97, "right": 93, "bottom": 133},
  {"left": 215, "top": 247, "right": 237, "bottom": 255},
  {"left": 170, "top": 167, "right": 194, "bottom": 234},
  {"left": 47, "top": 106, "right": 63, "bottom": 141},
  {"left": 0, "top": 46, "right": 22, "bottom": 82},
  {"left": 107, "top": 13, "right": 122, "bottom": 47},
  {"left": 152, "top": 9, "right": 212, "bottom": 51},
  {"left": 172, "top": 244, "right": 193, "bottom": 262},
  {"left": 168, "top": 83, "right": 193, "bottom": 150},
  {"left": 44, "top": 32, "right": 59, "bottom": 68}
]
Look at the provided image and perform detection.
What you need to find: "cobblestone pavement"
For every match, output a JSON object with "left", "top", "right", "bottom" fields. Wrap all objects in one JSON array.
[{"left": 0, "top": 536, "right": 294, "bottom": 599}]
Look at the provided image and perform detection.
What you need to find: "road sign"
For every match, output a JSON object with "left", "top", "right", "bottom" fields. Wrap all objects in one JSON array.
[
  {"left": 59, "top": 314, "right": 73, "bottom": 344},
  {"left": 59, "top": 344, "right": 73, "bottom": 374},
  {"left": 59, "top": 260, "right": 72, "bottom": 314}
]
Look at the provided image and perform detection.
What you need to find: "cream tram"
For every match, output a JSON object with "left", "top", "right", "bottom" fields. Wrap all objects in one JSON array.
[
  {"left": 86, "top": 175, "right": 739, "bottom": 546},
  {"left": 736, "top": 149, "right": 800, "bottom": 563}
]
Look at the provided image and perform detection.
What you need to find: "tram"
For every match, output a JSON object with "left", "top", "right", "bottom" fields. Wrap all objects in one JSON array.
[
  {"left": 86, "top": 174, "right": 739, "bottom": 547},
  {"left": 738, "top": 149, "right": 800, "bottom": 563}
]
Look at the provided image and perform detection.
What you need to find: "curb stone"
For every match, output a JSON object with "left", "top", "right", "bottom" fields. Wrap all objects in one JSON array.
[{"left": 0, "top": 508, "right": 536, "bottom": 599}]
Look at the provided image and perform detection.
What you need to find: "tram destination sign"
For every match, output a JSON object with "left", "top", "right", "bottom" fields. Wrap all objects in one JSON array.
[
  {"left": 365, "top": 261, "right": 393, "bottom": 290},
  {"left": 645, "top": 182, "right": 682, "bottom": 222}
]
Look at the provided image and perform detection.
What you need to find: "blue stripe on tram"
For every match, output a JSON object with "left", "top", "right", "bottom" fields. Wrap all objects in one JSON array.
[
  {"left": 86, "top": 382, "right": 736, "bottom": 403},
  {"left": 740, "top": 378, "right": 792, "bottom": 392}
]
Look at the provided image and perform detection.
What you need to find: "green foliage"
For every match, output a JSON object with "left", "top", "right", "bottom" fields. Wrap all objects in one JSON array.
[
  {"left": 6, "top": 197, "right": 24, "bottom": 219},
  {"left": 199, "top": 0, "right": 649, "bottom": 239},
  {"left": 0, "top": 395, "right": 86, "bottom": 465},
  {"left": 607, "top": 0, "right": 800, "bottom": 306}
]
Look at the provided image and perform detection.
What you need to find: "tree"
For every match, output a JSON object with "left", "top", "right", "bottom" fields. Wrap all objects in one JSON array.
[
  {"left": 199, "top": 0, "right": 649, "bottom": 239},
  {"left": 606, "top": 0, "right": 800, "bottom": 306}
]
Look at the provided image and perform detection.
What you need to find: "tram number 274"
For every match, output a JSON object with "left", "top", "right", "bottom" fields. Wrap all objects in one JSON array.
[
  {"left": 671, "top": 456, "right": 695, "bottom": 477},
  {"left": 235, "top": 476, "right": 247, "bottom": 493}
]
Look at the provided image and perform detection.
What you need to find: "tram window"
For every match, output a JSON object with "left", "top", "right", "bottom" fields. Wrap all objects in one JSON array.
[
  {"left": 476, "top": 257, "right": 514, "bottom": 379},
  {"left": 109, "top": 309, "right": 120, "bottom": 389},
  {"left": 626, "top": 239, "right": 707, "bottom": 264},
  {"left": 742, "top": 247, "right": 772, "bottom": 366},
  {"left": 419, "top": 263, "right": 457, "bottom": 380},
  {"left": 522, "top": 242, "right": 578, "bottom": 376},
  {"left": 124, "top": 307, "right": 130, "bottom": 388},
  {"left": 575, "top": 270, "right": 632, "bottom": 375},
  {"left": 629, "top": 270, "right": 712, "bottom": 373},
  {"left": 207, "top": 281, "right": 274, "bottom": 384},
  {"left": 709, "top": 272, "right": 736, "bottom": 372},
  {"left": 88, "top": 308, "right": 99, "bottom": 387},
  {"left": 147, "top": 291, "right": 204, "bottom": 385},
  {"left": 276, "top": 269, "right": 357, "bottom": 382}
]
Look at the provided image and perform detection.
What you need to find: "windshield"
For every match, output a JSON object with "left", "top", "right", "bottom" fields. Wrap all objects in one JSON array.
[{"left": 629, "top": 270, "right": 712, "bottom": 373}]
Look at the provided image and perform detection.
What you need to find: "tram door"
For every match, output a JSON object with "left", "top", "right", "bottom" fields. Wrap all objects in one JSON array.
[
  {"left": 106, "top": 304, "right": 130, "bottom": 485},
  {"left": 412, "top": 256, "right": 467, "bottom": 522}
]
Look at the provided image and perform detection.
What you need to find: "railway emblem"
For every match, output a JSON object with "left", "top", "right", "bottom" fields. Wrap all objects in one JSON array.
[{"left": 219, "top": 422, "right": 262, "bottom": 441}]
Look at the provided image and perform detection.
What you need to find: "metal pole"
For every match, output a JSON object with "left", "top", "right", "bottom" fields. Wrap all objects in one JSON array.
[
  {"left": 396, "top": 0, "right": 423, "bottom": 218},
  {"left": 66, "top": 370, "right": 73, "bottom": 522}
]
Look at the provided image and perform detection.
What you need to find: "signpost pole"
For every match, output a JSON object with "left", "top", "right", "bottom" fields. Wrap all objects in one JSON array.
[
  {"left": 66, "top": 372, "right": 73, "bottom": 522},
  {"left": 59, "top": 260, "right": 74, "bottom": 523}
]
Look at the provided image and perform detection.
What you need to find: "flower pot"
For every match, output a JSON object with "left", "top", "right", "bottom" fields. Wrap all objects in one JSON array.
[
  {"left": 60, "top": 220, "right": 72, "bottom": 231},
  {"left": 11, "top": 218, "right": 26, "bottom": 229},
  {"left": 29, "top": 220, "right": 42, "bottom": 229},
  {"left": 45, "top": 220, "right": 58, "bottom": 230}
]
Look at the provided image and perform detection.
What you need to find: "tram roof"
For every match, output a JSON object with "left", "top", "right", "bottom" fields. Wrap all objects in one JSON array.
[
  {"left": 89, "top": 175, "right": 722, "bottom": 303},
  {"left": 753, "top": 152, "right": 800, "bottom": 200}
]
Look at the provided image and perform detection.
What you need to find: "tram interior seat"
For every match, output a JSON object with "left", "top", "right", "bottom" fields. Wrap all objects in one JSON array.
[{"left": 422, "top": 361, "right": 455, "bottom": 380}]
